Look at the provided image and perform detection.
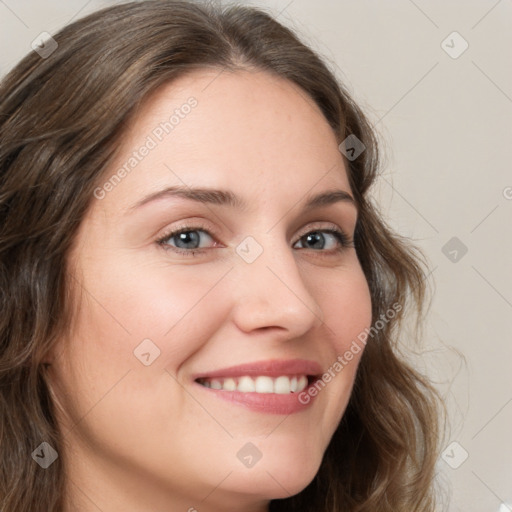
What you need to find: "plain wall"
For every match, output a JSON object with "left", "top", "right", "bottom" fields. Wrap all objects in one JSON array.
[{"left": 1, "top": 1, "right": 511, "bottom": 510}]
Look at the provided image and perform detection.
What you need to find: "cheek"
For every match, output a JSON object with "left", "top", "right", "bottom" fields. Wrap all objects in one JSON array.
[
  {"left": 308, "top": 262, "right": 371, "bottom": 433},
  {"left": 52, "top": 259, "right": 233, "bottom": 430},
  {"left": 72, "top": 253, "right": 233, "bottom": 370},
  {"left": 318, "top": 263, "right": 372, "bottom": 352}
]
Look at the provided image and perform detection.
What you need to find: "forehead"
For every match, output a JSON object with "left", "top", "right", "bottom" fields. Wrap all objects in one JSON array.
[{"left": 101, "top": 68, "right": 351, "bottom": 211}]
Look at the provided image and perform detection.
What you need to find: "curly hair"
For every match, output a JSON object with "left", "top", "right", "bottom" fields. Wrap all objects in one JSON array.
[{"left": 0, "top": 1, "right": 442, "bottom": 510}]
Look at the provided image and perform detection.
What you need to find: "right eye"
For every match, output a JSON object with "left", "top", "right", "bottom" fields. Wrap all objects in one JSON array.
[{"left": 157, "top": 226, "right": 218, "bottom": 255}]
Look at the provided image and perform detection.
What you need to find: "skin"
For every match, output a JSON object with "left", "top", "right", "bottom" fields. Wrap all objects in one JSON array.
[{"left": 46, "top": 69, "right": 372, "bottom": 512}]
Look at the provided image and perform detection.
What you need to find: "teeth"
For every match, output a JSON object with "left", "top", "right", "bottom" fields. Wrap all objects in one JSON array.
[
  {"left": 255, "top": 376, "right": 274, "bottom": 393},
  {"left": 238, "top": 376, "right": 255, "bottom": 392},
  {"left": 199, "top": 375, "right": 310, "bottom": 394},
  {"left": 210, "top": 380, "right": 222, "bottom": 390},
  {"left": 274, "top": 376, "right": 291, "bottom": 394},
  {"left": 223, "top": 378, "right": 236, "bottom": 391}
]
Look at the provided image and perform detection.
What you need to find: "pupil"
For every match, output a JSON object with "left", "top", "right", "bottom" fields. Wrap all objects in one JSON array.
[
  {"left": 306, "top": 232, "right": 324, "bottom": 249},
  {"left": 176, "top": 231, "right": 200, "bottom": 249}
]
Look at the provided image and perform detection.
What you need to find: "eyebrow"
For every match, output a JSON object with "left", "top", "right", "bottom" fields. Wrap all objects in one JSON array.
[{"left": 126, "top": 185, "right": 356, "bottom": 213}]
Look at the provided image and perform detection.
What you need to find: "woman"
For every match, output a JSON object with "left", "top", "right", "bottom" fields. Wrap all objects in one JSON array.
[{"left": 0, "top": 1, "right": 442, "bottom": 510}]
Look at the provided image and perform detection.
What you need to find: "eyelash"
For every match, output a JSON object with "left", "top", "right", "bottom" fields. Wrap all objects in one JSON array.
[{"left": 156, "top": 222, "right": 354, "bottom": 257}]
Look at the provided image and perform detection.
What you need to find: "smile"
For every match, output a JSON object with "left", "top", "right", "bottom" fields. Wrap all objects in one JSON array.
[{"left": 192, "top": 359, "right": 322, "bottom": 414}]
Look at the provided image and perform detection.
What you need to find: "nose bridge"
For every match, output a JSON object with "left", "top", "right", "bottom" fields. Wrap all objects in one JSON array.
[{"left": 230, "top": 232, "right": 323, "bottom": 334}]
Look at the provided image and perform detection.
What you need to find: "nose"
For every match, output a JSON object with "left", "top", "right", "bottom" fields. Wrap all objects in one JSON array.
[{"left": 229, "top": 236, "right": 324, "bottom": 339}]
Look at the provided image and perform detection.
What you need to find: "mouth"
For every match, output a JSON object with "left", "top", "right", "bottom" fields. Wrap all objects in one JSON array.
[{"left": 192, "top": 359, "right": 323, "bottom": 415}]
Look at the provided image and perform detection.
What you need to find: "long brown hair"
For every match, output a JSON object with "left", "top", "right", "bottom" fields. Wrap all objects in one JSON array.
[{"left": 0, "top": 1, "right": 443, "bottom": 510}]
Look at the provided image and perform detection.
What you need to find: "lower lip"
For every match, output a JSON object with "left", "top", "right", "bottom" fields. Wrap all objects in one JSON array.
[{"left": 194, "top": 381, "right": 318, "bottom": 415}]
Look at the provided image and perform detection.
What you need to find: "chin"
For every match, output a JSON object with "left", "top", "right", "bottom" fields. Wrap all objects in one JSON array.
[{"left": 223, "top": 440, "right": 325, "bottom": 501}]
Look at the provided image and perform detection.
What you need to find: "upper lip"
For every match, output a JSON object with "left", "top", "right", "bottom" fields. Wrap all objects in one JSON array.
[{"left": 192, "top": 358, "right": 323, "bottom": 381}]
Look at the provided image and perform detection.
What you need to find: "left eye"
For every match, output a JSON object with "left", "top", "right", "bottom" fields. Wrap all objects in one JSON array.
[{"left": 293, "top": 230, "right": 345, "bottom": 251}]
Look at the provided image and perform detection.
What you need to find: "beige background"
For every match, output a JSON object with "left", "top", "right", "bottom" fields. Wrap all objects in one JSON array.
[{"left": 1, "top": 1, "right": 511, "bottom": 510}]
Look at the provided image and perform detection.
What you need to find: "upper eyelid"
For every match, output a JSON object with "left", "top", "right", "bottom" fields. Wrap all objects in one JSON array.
[{"left": 295, "top": 221, "right": 343, "bottom": 237}]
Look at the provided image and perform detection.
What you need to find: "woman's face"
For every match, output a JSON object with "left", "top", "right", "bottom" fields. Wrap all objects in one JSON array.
[{"left": 49, "top": 69, "right": 372, "bottom": 512}]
